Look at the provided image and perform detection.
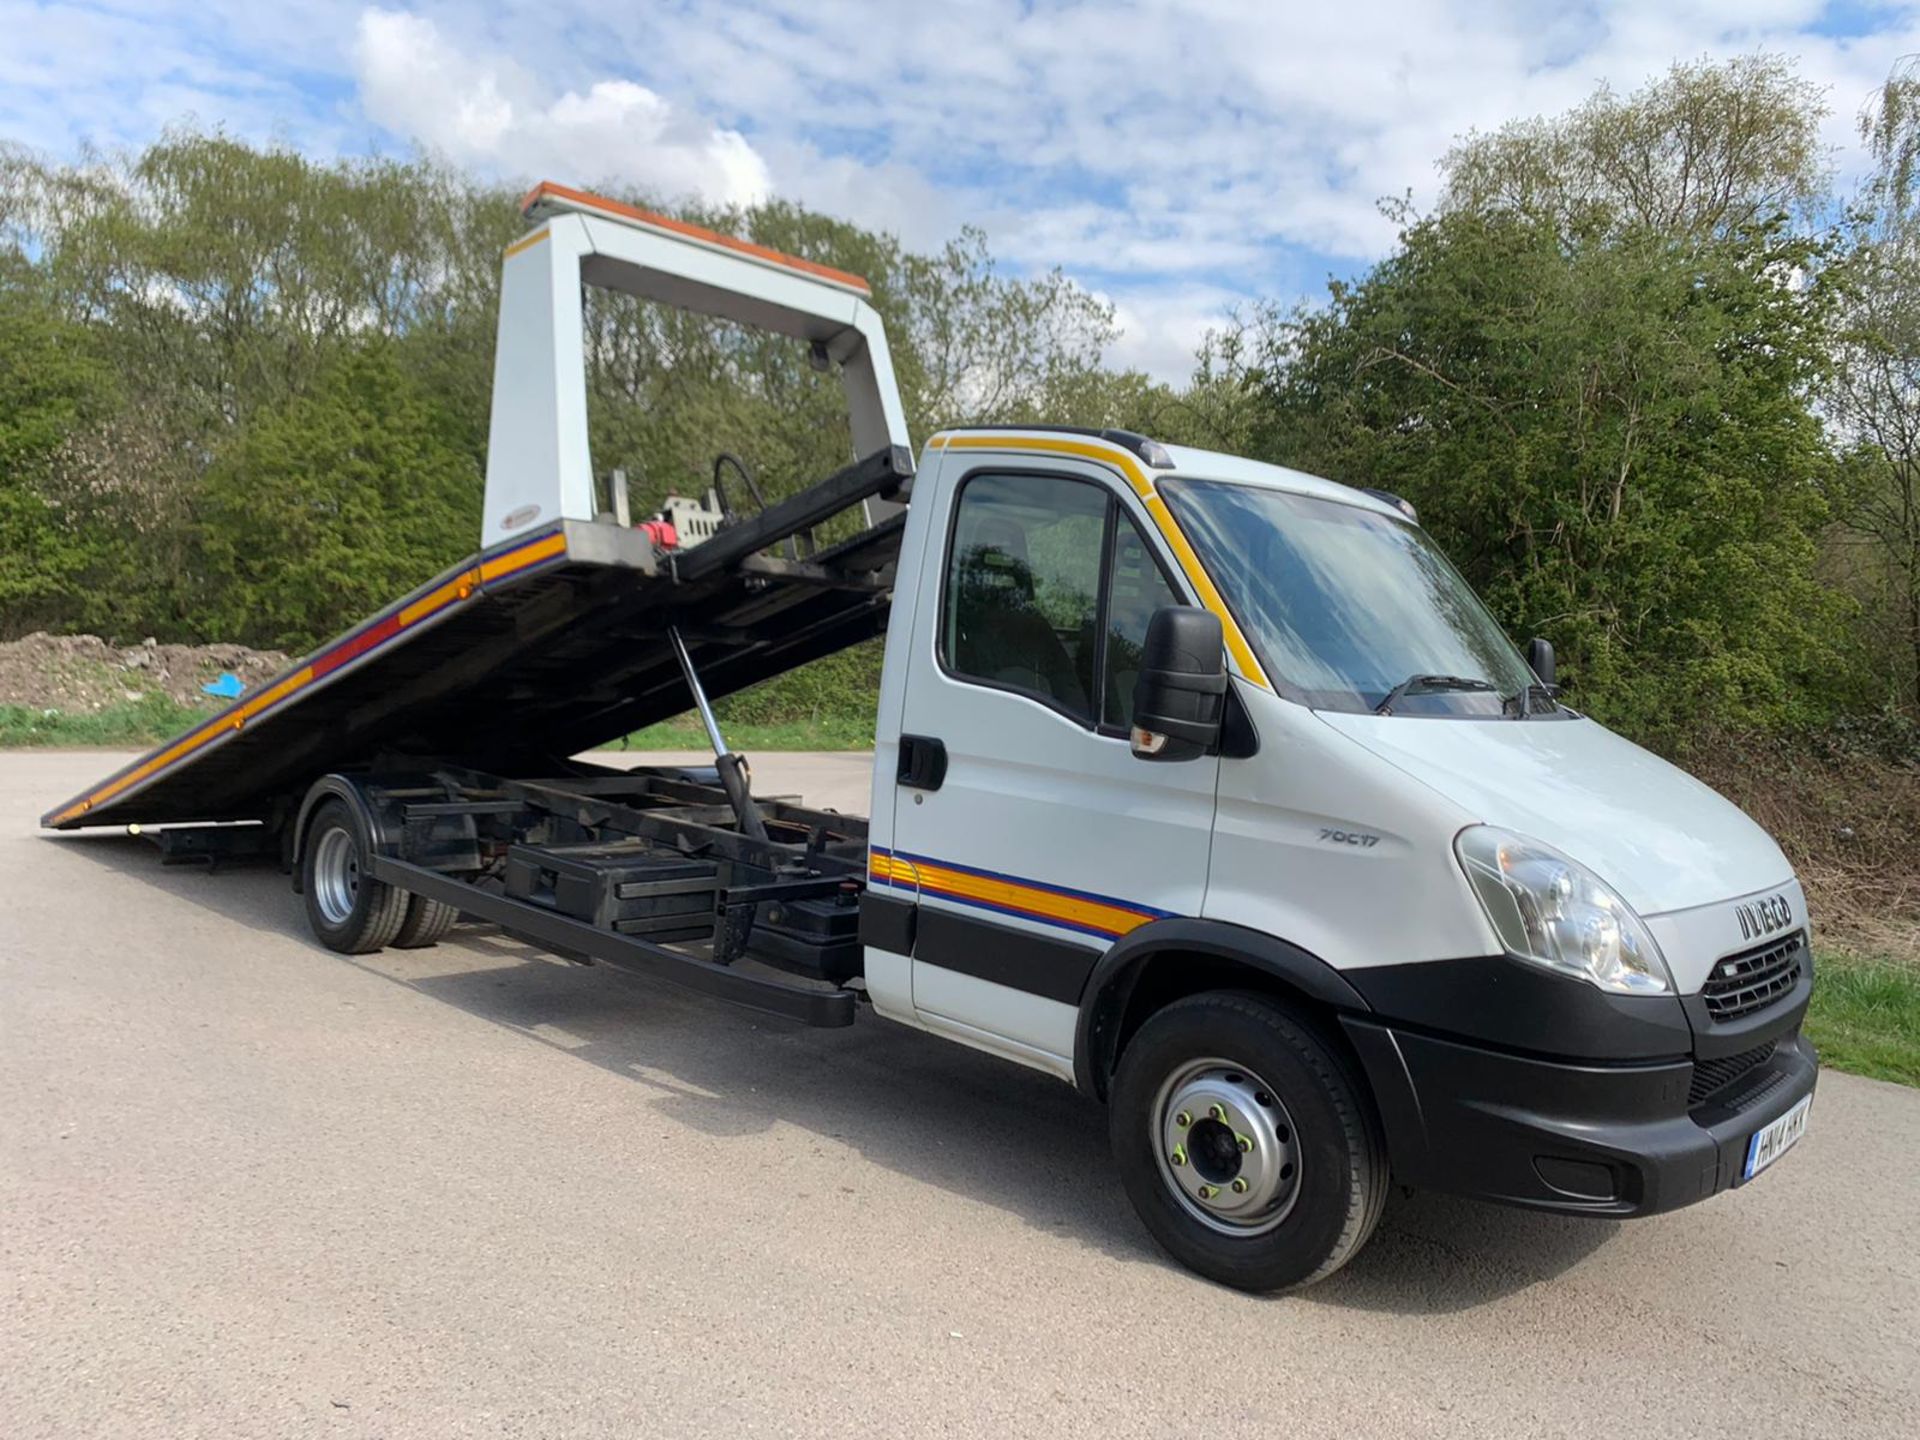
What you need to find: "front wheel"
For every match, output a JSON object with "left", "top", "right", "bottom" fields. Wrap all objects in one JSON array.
[{"left": 1109, "top": 990, "right": 1387, "bottom": 1292}]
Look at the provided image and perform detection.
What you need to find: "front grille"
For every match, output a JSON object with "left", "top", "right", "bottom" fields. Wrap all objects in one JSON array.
[
  {"left": 1702, "top": 930, "right": 1806, "bottom": 1021},
  {"left": 1689, "top": 1038, "right": 1779, "bottom": 1107}
]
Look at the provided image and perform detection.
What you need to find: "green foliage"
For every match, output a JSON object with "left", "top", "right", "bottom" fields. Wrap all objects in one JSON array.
[
  {"left": 615, "top": 713, "right": 877, "bottom": 753},
  {"left": 0, "top": 263, "right": 114, "bottom": 635},
  {"left": 1219, "top": 55, "right": 1895, "bottom": 749},
  {"left": 709, "top": 641, "right": 886, "bottom": 730},
  {"left": 1805, "top": 952, "right": 1920, "bottom": 1087},
  {"left": 193, "top": 344, "right": 480, "bottom": 648},
  {"left": 1824, "top": 60, "right": 1920, "bottom": 711},
  {"left": 0, "top": 133, "right": 517, "bottom": 645},
  {"left": 1441, "top": 54, "right": 1828, "bottom": 239},
  {"left": 11, "top": 132, "right": 516, "bottom": 421},
  {"left": 0, "top": 129, "right": 1153, "bottom": 654},
  {"left": 1859, "top": 56, "right": 1920, "bottom": 219}
]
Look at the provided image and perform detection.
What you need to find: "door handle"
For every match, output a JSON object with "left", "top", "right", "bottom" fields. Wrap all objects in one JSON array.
[{"left": 897, "top": 734, "right": 948, "bottom": 791}]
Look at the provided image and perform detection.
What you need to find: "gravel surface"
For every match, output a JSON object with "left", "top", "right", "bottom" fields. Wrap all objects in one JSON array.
[{"left": 4, "top": 750, "right": 1917, "bottom": 1439}]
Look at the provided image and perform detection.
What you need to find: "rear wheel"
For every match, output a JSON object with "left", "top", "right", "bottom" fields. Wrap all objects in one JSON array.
[
  {"left": 1109, "top": 990, "right": 1387, "bottom": 1292},
  {"left": 301, "top": 799, "right": 409, "bottom": 954},
  {"left": 393, "top": 894, "right": 460, "bottom": 949}
]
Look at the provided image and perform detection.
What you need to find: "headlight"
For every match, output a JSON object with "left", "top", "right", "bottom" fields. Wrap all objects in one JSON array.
[{"left": 1454, "top": 826, "right": 1672, "bottom": 994}]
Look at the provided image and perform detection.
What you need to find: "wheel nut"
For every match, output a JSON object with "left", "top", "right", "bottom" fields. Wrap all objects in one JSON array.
[
  {"left": 1170, "top": 1146, "right": 1187, "bottom": 1167},
  {"left": 1208, "top": 1104, "right": 1227, "bottom": 1122},
  {"left": 1197, "top": 1184, "right": 1217, "bottom": 1200},
  {"left": 1174, "top": 1110, "right": 1192, "bottom": 1129},
  {"left": 1231, "top": 1177, "right": 1249, "bottom": 1194},
  {"left": 1237, "top": 1135, "right": 1253, "bottom": 1154}
]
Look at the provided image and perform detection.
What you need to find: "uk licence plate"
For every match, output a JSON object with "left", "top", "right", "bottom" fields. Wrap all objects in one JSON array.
[{"left": 1743, "top": 1094, "right": 1812, "bottom": 1181}]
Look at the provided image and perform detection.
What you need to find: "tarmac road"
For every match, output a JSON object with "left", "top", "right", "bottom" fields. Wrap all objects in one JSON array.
[{"left": 3, "top": 749, "right": 1917, "bottom": 1439}]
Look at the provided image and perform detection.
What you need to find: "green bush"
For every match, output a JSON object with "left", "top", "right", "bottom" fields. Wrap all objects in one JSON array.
[{"left": 192, "top": 345, "right": 479, "bottom": 649}]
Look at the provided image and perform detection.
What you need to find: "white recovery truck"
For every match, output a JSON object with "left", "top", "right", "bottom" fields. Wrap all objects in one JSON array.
[{"left": 46, "top": 183, "right": 1818, "bottom": 1291}]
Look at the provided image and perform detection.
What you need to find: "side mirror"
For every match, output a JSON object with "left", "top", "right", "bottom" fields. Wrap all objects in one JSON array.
[
  {"left": 1525, "top": 637, "right": 1557, "bottom": 689},
  {"left": 1131, "top": 607, "right": 1227, "bottom": 761}
]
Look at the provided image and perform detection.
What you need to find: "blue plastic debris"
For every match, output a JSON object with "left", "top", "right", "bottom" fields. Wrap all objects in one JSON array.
[{"left": 202, "top": 672, "right": 245, "bottom": 699}]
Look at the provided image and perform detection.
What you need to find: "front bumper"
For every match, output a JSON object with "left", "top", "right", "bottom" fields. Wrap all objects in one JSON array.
[{"left": 1342, "top": 1017, "right": 1819, "bottom": 1216}]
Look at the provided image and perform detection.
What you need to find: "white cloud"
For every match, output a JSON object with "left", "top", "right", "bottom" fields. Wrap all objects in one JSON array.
[
  {"left": 413, "top": 1, "right": 1920, "bottom": 318},
  {"left": 352, "top": 8, "right": 771, "bottom": 207},
  {"left": 1103, "top": 283, "right": 1250, "bottom": 386},
  {"left": 755, "top": 140, "right": 968, "bottom": 252}
]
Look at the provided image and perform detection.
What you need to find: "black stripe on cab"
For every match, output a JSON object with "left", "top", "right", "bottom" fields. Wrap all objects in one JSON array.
[
  {"left": 858, "top": 892, "right": 917, "bottom": 955},
  {"left": 913, "top": 904, "right": 1100, "bottom": 1006}
]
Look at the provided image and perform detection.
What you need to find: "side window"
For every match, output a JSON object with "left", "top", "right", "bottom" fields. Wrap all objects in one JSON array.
[
  {"left": 942, "top": 471, "right": 1188, "bottom": 729},
  {"left": 1102, "top": 519, "right": 1182, "bottom": 728},
  {"left": 943, "top": 473, "right": 1106, "bottom": 722}
]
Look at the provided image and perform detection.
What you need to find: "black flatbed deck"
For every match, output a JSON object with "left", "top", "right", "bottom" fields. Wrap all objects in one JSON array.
[{"left": 44, "top": 446, "right": 910, "bottom": 831}]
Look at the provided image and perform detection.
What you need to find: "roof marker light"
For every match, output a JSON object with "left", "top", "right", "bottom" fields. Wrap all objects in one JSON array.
[
  {"left": 1362, "top": 487, "right": 1418, "bottom": 523},
  {"left": 1137, "top": 438, "right": 1175, "bottom": 469}
]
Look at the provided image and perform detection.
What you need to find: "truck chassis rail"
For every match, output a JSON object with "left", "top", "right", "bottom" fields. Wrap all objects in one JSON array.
[
  {"left": 368, "top": 853, "right": 856, "bottom": 1028},
  {"left": 310, "top": 762, "right": 868, "bottom": 1027}
]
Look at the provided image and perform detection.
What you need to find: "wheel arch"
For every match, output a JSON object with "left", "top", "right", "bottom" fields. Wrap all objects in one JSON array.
[
  {"left": 289, "top": 774, "right": 397, "bottom": 893},
  {"left": 1074, "top": 918, "right": 1372, "bottom": 1101}
]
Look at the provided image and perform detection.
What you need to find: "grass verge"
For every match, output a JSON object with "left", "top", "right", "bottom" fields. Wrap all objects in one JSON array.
[
  {"left": 1805, "top": 951, "right": 1920, "bottom": 1088},
  {"left": 0, "top": 696, "right": 214, "bottom": 747},
  {"left": 610, "top": 717, "right": 874, "bottom": 751},
  {"left": 0, "top": 703, "right": 874, "bottom": 754}
]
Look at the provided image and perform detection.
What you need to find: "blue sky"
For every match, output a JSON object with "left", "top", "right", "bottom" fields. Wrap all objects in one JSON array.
[{"left": 2, "top": 1, "right": 1916, "bottom": 379}]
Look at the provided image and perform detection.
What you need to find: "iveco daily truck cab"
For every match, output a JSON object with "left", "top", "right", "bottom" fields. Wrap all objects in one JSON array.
[
  {"left": 47, "top": 183, "right": 1817, "bottom": 1292},
  {"left": 867, "top": 429, "right": 1815, "bottom": 1288}
]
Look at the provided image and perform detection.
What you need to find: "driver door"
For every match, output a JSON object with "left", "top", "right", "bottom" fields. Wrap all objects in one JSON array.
[{"left": 884, "top": 459, "right": 1219, "bottom": 1077}]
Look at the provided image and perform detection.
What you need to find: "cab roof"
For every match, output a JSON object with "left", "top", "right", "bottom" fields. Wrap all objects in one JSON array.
[
  {"left": 931, "top": 426, "right": 1403, "bottom": 522},
  {"left": 1155, "top": 442, "right": 1403, "bottom": 519}
]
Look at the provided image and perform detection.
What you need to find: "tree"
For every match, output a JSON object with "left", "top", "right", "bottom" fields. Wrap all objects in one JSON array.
[
  {"left": 192, "top": 344, "right": 480, "bottom": 650},
  {"left": 1442, "top": 55, "right": 1828, "bottom": 240},
  {"left": 0, "top": 133, "right": 519, "bottom": 641},
  {"left": 1826, "top": 59, "right": 1920, "bottom": 711},
  {"left": 0, "top": 259, "right": 114, "bottom": 636},
  {"left": 7, "top": 133, "right": 513, "bottom": 422},
  {"left": 0, "top": 130, "right": 1144, "bottom": 657}
]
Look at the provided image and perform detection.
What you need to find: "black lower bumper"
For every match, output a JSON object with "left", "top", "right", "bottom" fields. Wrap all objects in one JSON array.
[{"left": 1342, "top": 1017, "right": 1819, "bottom": 1216}]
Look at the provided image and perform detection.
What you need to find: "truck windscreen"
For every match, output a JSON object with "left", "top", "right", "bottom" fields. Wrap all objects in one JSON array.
[{"left": 1160, "top": 478, "right": 1538, "bottom": 716}]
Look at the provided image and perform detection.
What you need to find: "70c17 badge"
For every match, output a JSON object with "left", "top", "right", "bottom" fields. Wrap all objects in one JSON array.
[{"left": 1319, "top": 827, "right": 1381, "bottom": 849}]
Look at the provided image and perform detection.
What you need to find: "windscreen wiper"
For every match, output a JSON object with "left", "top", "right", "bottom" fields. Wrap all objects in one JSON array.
[
  {"left": 1373, "top": 674, "right": 1498, "bottom": 716},
  {"left": 1503, "top": 681, "right": 1559, "bottom": 719}
]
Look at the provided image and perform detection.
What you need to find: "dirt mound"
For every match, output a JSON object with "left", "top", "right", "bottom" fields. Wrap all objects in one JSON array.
[{"left": 0, "top": 632, "right": 291, "bottom": 712}]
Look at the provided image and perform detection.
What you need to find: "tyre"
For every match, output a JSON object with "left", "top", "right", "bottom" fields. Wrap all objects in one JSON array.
[
  {"left": 393, "top": 894, "right": 460, "bottom": 949},
  {"left": 1108, "top": 990, "right": 1387, "bottom": 1292},
  {"left": 300, "top": 798, "right": 409, "bottom": 954}
]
